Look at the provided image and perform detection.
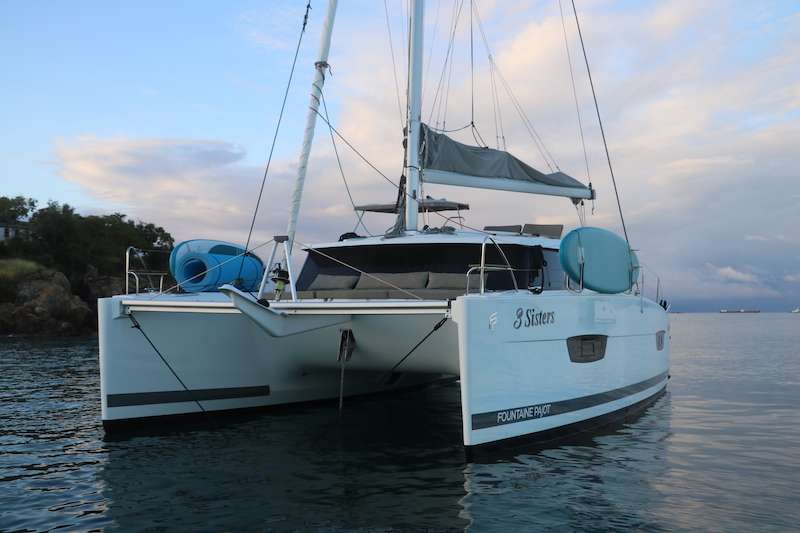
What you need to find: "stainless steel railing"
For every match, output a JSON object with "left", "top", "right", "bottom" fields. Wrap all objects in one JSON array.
[
  {"left": 463, "top": 236, "right": 520, "bottom": 294},
  {"left": 125, "top": 246, "right": 171, "bottom": 295}
]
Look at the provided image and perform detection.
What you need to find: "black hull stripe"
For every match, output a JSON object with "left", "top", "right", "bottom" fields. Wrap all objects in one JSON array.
[
  {"left": 471, "top": 371, "right": 668, "bottom": 430},
  {"left": 107, "top": 385, "right": 271, "bottom": 408}
]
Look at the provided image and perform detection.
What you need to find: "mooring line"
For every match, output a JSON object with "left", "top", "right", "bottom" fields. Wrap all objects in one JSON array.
[
  {"left": 382, "top": 315, "right": 449, "bottom": 381},
  {"left": 127, "top": 312, "right": 215, "bottom": 426}
]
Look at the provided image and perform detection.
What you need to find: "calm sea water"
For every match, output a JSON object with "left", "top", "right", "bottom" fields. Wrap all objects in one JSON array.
[{"left": 1, "top": 314, "right": 799, "bottom": 532}]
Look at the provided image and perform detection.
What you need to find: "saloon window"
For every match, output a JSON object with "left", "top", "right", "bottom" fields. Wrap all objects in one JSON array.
[
  {"left": 296, "top": 243, "right": 545, "bottom": 291},
  {"left": 529, "top": 249, "right": 566, "bottom": 290}
]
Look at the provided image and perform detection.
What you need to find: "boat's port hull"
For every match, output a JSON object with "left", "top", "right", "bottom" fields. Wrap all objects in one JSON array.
[{"left": 98, "top": 295, "right": 455, "bottom": 425}]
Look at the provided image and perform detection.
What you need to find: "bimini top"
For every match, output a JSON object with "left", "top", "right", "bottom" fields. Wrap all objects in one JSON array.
[{"left": 420, "top": 124, "right": 594, "bottom": 201}]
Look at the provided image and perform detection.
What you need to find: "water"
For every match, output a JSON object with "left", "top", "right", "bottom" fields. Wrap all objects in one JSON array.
[{"left": 1, "top": 314, "right": 799, "bottom": 532}]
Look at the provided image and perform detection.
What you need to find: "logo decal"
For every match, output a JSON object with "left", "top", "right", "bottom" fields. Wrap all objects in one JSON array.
[
  {"left": 496, "top": 403, "right": 552, "bottom": 425},
  {"left": 488, "top": 312, "right": 498, "bottom": 330}
]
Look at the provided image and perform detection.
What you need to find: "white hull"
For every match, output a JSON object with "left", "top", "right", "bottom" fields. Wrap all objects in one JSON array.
[
  {"left": 99, "top": 289, "right": 669, "bottom": 447},
  {"left": 98, "top": 293, "right": 453, "bottom": 426},
  {"left": 452, "top": 292, "right": 669, "bottom": 446}
]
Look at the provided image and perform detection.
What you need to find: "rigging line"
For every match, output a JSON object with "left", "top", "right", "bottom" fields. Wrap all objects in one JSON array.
[
  {"left": 311, "top": 106, "right": 530, "bottom": 240},
  {"left": 383, "top": 0, "right": 405, "bottom": 131},
  {"left": 494, "top": 69, "right": 554, "bottom": 171},
  {"left": 427, "top": 0, "right": 450, "bottom": 125},
  {"left": 428, "top": 0, "right": 464, "bottom": 127},
  {"left": 471, "top": 121, "right": 488, "bottom": 147},
  {"left": 423, "top": 0, "right": 443, "bottom": 106},
  {"left": 320, "top": 92, "right": 373, "bottom": 236},
  {"left": 442, "top": 32, "right": 458, "bottom": 129},
  {"left": 466, "top": 1, "right": 487, "bottom": 148},
  {"left": 470, "top": 3, "right": 558, "bottom": 169},
  {"left": 442, "top": 0, "right": 463, "bottom": 127},
  {"left": 492, "top": 71, "right": 506, "bottom": 150},
  {"left": 469, "top": 0, "right": 475, "bottom": 126},
  {"left": 472, "top": 5, "right": 506, "bottom": 148},
  {"left": 382, "top": 316, "right": 449, "bottom": 379},
  {"left": 558, "top": 0, "right": 591, "bottom": 182},
  {"left": 492, "top": 61, "right": 507, "bottom": 149},
  {"left": 488, "top": 59, "right": 501, "bottom": 149},
  {"left": 427, "top": 122, "right": 472, "bottom": 133},
  {"left": 312, "top": 107, "right": 399, "bottom": 188},
  {"left": 494, "top": 67, "right": 558, "bottom": 172},
  {"left": 310, "top": 97, "right": 577, "bottom": 256},
  {"left": 127, "top": 313, "right": 214, "bottom": 424},
  {"left": 471, "top": 6, "right": 498, "bottom": 147},
  {"left": 570, "top": 0, "right": 629, "bottom": 244},
  {"left": 237, "top": 1, "right": 311, "bottom": 283}
]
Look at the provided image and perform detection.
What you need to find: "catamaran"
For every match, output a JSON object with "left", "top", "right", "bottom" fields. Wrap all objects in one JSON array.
[{"left": 98, "top": 0, "right": 670, "bottom": 447}]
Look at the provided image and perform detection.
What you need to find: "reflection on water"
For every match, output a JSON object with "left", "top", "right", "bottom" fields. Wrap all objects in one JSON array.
[{"left": 1, "top": 314, "right": 799, "bottom": 531}]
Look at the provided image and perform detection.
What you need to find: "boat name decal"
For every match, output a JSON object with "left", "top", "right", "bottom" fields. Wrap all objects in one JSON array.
[{"left": 513, "top": 307, "right": 555, "bottom": 329}]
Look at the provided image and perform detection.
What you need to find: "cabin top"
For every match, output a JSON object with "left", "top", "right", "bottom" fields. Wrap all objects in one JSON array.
[{"left": 305, "top": 228, "right": 562, "bottom": 251}]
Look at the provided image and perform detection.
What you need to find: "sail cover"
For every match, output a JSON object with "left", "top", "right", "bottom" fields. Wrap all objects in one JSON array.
[{"left": 420, "top": 124, "right": 594, "bottom": 200}]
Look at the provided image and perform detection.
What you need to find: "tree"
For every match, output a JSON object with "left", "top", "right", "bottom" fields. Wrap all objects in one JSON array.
[
  {"left": 1, "top": 197, "right": 174, "bottom": 287},
  {"left": 0, "top": 196, "right": 37, "bottom": 224}
]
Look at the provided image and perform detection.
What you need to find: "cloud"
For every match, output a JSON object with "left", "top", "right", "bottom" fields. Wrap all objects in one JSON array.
[
  {"left": 55, "top": 137, "right": 287, "bottom": 247},
  {"left": 705, "top": 263, "right": 757, "bottom": 284},
  {"left": 51, "top": 1, "right": 800, "bottom": 310},
  {"left": 53, "top": 135, "right": 400, "bottom": 253},
  {"left": 237, "top": 2, "right": 309, "bottom": 51}
]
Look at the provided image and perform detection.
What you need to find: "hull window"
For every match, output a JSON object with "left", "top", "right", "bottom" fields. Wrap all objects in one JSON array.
[
  {"left": 656, "top": 330, "right": 666, "bottom": 351},
  {"left": 567, "top": 334, "right": 608, "bottom": 363}
]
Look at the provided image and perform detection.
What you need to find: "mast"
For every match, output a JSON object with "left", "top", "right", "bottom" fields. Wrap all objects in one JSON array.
[
  {"left": 404, "top": 0, "right": 425, "bottom": 232},
  {"left": 286, "top": 0, "right": 339, "bottom": 252}
]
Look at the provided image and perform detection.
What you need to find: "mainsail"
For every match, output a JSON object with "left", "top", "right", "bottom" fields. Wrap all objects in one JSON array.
[{"left": 420, "top": 124, "right": 594, "bottom": 201}]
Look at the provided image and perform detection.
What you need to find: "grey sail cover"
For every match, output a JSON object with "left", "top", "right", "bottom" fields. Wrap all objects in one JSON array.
[{"left": 419, "top": 124, "right": 594, "bottom": 200}]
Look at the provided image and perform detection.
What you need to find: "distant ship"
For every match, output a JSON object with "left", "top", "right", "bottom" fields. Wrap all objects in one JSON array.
[
  {"left": 719, "top": 309, "right": 761, "bottom": 313},
  {"left": 792, "top": 307, "right": 800, "bottom": 314}
]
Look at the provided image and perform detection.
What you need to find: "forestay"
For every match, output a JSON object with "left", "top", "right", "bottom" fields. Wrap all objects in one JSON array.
[{"left": 419, "top": 124, "right": 594, "bottom": 200}]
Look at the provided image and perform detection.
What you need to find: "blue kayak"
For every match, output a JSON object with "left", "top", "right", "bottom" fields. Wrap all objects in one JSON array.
[{"left": 169, "top": 239, "right": 264, "bottom": 293}]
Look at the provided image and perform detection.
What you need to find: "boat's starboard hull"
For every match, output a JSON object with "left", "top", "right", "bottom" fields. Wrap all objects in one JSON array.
[{"left": 452, "top": 291, "right": 669, "bottom": 446}]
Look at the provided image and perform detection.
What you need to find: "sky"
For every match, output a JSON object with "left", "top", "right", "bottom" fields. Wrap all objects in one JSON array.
[{"left": 1, "top": 0, "right": 799, "bottom": 312}]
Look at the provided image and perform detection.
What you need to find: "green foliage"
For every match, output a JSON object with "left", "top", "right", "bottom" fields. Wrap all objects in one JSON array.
[
  {"left": 0, "top": 258, "right": 42, "bottom": 279},
  {"left": 0, "top": 259, "right": 44, "bottom": 302},
  {"left": 0, "top": 196, "right": 37, "bottom": 224},
  {"left": 0, "top": 196, "right": 174, "bottom": 289}
]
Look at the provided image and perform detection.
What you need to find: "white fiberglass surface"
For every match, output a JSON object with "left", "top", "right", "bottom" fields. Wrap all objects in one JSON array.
[
  {"left": 116, "top": 292, "right": 232, "bottom": 303},
  {"left": 304, "top": 230, "right": 561, "bottom": 250}
]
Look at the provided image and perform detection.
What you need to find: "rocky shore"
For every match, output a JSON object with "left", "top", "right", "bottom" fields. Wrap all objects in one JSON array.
[{"left": 0, "top": 260, "right": 121, "bottom": 336}]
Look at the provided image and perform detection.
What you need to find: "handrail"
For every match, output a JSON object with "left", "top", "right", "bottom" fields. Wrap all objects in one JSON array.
[
  {"left": 127, "top": 271, "right": 139, "bottom": 295},
  {"left": 637, "top": 261, "right": 664, "bottom": 305},
  {"left": 125, "top": 246, "right": 170, "bottom": 295},
  {"left": 478, "top": 236, "right": 518, "bottom": 294}
]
